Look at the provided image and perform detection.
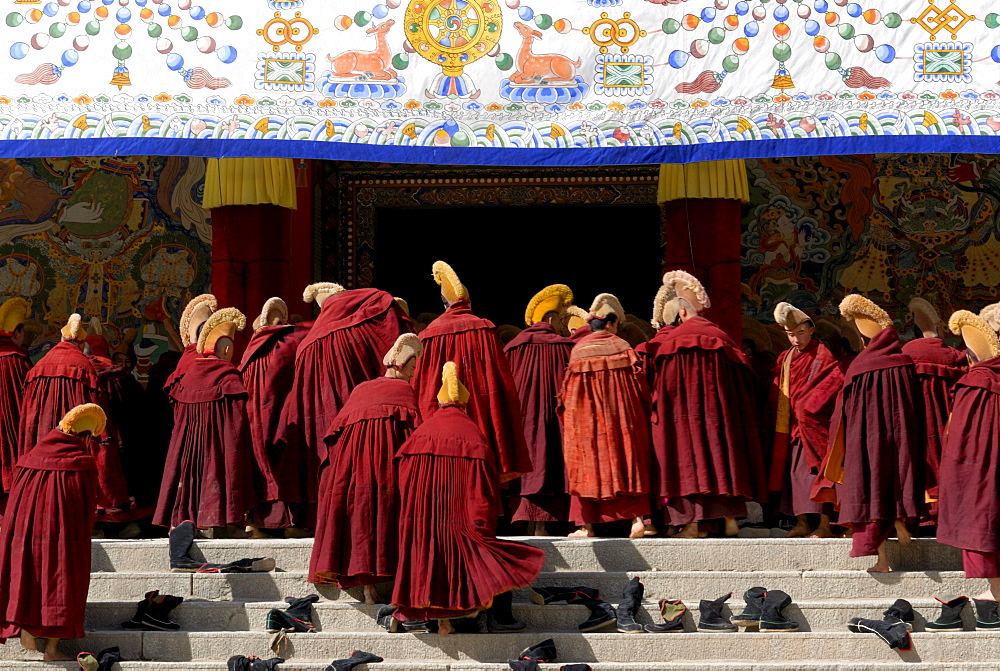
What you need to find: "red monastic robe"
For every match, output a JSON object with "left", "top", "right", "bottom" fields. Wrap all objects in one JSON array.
[
  {"left": 154, "top": 356, "right": 255, "bottom": 528},
  {"left": 85, "top": 335, "right": 134, "bottom": 507},
  {"left": 279, "top": 289, "right": 410, "bottom": 504},
  {"left": 0, "top": 429, "right": 97, "bottom": 641},
  {"left": 504, "top": 322, "right": 575, "bottom": 522},
  {"left": 310, "top": 376, "right": 421, "bottom": 588},
  {"left": 901, "top": 337, "right": 967, "bottom": 501},
  {"left": 164, "top": 343, "right": 199, "bottom": 392},
  {"left": 0, "top": 336, "right": 31, "bottom": 493},
  {"left": 392, "top": 405, "right": 544, "bottom": 621},
  {"left": 411, "top": 301, "right": 530, "bottom": 483},
  {"left": 560, "top": 330, "right": 652, "bottom": 525},
  {"left": 767, "top": 339, "right": 844, "bottom": 515},
  {"left": 812, "top": 328, "right": 925, "bottom": 524},
  {"left": 239, "top": 324, "right": 309, "bottom": 527},
  {"left": 18, "top": 342, "right": 128, "bottom": 509},
  {"left": 570, "top": 324, "right": 592, "bottom": 342},
  {"left": 637, "top": 316, "right": 766, "bottom": 516}
]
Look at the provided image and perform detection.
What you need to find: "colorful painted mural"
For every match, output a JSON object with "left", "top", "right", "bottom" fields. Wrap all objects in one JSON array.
[
  {"left": 0, "top": 156, "right": 212, "bottom": 363},
  {"left": 742, "top": 153, "right": 1000, "bottom": 333}
]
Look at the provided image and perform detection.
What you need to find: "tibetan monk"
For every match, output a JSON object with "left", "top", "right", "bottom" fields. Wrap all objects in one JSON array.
[
  {"left": 902, "top": 298, "right": 967, "bottom": 510},
  {"left": 0, "top": 298, "right": 31, "bottom": 499},
  {"left": 639, "top": 271, "right": 765, "bottom": 538},
  {"left": 410, "top": 261, "right": 530, "bottom": 482},
  {"left": 0, "top": 404, "right": 102, "bottom": 661},
  {"left": 279, "top": 283, "right": 410, "bottom": 510},
  {"left": 566, "top": 305, "right": 591, "bottom": 342},
  {"left": 310, "top": 333, "right": 423, "bottom": 605},
  {"left": 768, "top": 302, "right": 843, "bottom": 538},
  {"left": 505, "top": 285, "right": 576, "bottom": 534},
  {"left": 813, "top": 295, "right": 925, "bottom": 573},
  {"left": 164, "top": 294, "right": 217, "bottom": 392},
  {"left": 392, "top": 362, "right": 544, "bottom": 635},
  {"left": 239, "top": 298, "right": 310, "bottom": 535},
  {"left": 155, "top": 308, "right": 255, "bottom": 531},
  {"left": 938, "top": 311, "right": 1000, "bottom": 611},
  {"left": 560, "top": 293, "right": 652, "bottom": 539}
]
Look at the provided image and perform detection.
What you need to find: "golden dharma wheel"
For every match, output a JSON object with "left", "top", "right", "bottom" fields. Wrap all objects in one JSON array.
[{"left": 404, "top": 0, "right": 503, "bottom": 76}]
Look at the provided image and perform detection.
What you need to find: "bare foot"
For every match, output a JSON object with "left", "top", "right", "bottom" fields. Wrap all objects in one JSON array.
[
  {"left": 568, "top": 527, "right": 595, "bottom": 538},
  {"left": 894, "top": 519, "right": 912, "bottom": 545},
  {"left": 643, "top": 524, "right": 659, "bottom": 537},
  {"left": 724, "top": 517, "right": 740, "bottom": 537},
  {"left": 973, "top": 590, "right": 999, "bottom": 601},
  {"left": 674, "top": 523, "right": 701, "bottom": 539},
  {"left": 785, "top": 523, "right": 811, "bottom": 538},
  {"left": 19, "top": 629, "right": 36, "bottom": 652},
  {"left": 437, "top": 619, "right": 454, "bottom": 635},
  {"left": 808, "top": 526, "right": 836, "bottom": 539},
  {"left": 246, "top": 525, "right": 268, "bottom": 540},
  {"left": 363, "top": 584, "right": 377, "bottom": 606},
  {"left": 867, "top": 561, "right": 891, "bottom": 573},
  {"left": 43, "top": 638, "right": 71, "bottom": 662},
  {"left": 628, "top": 520, "right": 645, "bottom": 539}
]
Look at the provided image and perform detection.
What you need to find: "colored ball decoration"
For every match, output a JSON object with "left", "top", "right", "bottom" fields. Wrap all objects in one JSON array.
[
  {"left": 554, "top": 18, "right": 571, "bottom": 33},
  {"left": 662, "top": 18, "right": 680, "bottom": 34},
  {"left": 734, "top": 1, "right": 749, "bottom": 15},
  {"left": 354, "top": 11, "right": 371, "bottom": 26},
  {"left": 825, "top": 52, "right": 842, "bottom": 70},
  {"left": 773, "top": 42, "right": 791, "bottom": 62},
  {"left": 875, "top": 44, "right": 896, "bottom": 63},
  {"left": 196, "top": 36, "right": 216, "bottom": 53},
  {"left": 691, "top": 39, "right": 709, "bottom": 58},
  {"left": 724, "top": 15, "right": 739, "bottom": 30},
  {"left": 534, "top": 13, "right": 552, "bottom": 30},
  {"left": 373, "top": 4, "right": 389, "bottom": 19},
  {"left": 166, "top": 52, "right": 184, "bottom": 70},
  {"left": 813, "top": 35, "right": 830, "bottom": 53},
  {"left": 773, "top": 22, "right": 790, "bottom": 41},
  {"left": 495, "top": 52, "right": 513, "bottom": 70},
  {"left": 517, "top": 6, "right": 533, "bottom": 21},
  {"left": 744, "top": 21, "right": 758, "bottom": 37},
  {"left": 722, "top": 54, "right": 739, "bottom": 71},
  {"left": 147, "top": 22, "right": 162, "bottom": 37},
  {"left": 708, "top": 27, "right": 725, "bottom": 44},
  {"left": 846, "top": 3, "right": 861, "bottom": 17},
  {"left": 882, "top": 12, "right": 901, "bottom": 28},
  {"left": 10, "top": 42, "right": 29, "bottom": 59},
  {"left": 854, "top": 34, "right": 874, "bottom": 52},
  {"left": 732, "top": 37, "right": 749, "bottom": 55},
  {"left": 814, "top": 0, "right": 828, "bottom": 11},
  {"left": 986, "top": 13, "right": 1000, "bottom": 29},
  {"left": 216, "top": 45, "right": 237, "bottom": 63},
  {"left": 682, "top": 14, "right": 700, "bottom": 30},
  {"left": 700, "top": 7, "right": 716, "bottom": 22},
  {"left": 61, "top": 48, "right": 79, "bottom": 66},
  {"left": 797, "top": 5, "right": 810, "bottom": 19},
  {"left": 111, "top": 41, "right": 131, "bottom": 60},
  {"left": 5, "top": 13, "right": 23, "bottom": 27},
  {"left": 752, "top": 5, "right": 765, "bottom": 20},
  {"left": 773, "top": 5, "right": 789, "bottom": 21},
  {"left": 668, "top": 50, "right": 690, "bottom": 68},
  {"left": 804, "top": 19, "right": 820, "bottom": 35}
]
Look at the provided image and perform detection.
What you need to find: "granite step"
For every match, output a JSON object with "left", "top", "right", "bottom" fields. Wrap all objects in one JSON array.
[{"left": 12, "top": 664, "right": 1000, "bottom": 671}]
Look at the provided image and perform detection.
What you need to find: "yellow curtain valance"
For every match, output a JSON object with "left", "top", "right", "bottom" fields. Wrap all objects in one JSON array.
[
  {"left": 657, "top": 159, "right": 750, "bottom": 204},
  {"left": 203, "top": 157, "right": 298, "bottom": 210}
]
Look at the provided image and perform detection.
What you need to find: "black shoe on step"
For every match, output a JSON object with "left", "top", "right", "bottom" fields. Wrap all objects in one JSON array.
[
  {"left": 529, "top": 585, "right": 600, "bottom": 606},
  {"left": 698, "top": 593, "right": 737, "bottom": 632},
  {"left": 142, "top": 591, "right": 184, "bottom": 631},
  {"left": 615, "top": 577, "right": 645, "bottom": 633},
  {"left": 847, "top": 617, "right": 912, "bottom": 650},
  {"left": 973, "top": 598, "right": 1000, "bottom": 630},
  {"left": 758, "top": 589, "right": 798, "bottom": 632},
  {"left": 645, "top": 599, "right": 686, "bottom": 633},
  {"left": 327, "top": 650, "right": 384, "bottom": 671},
  {"left": 926, "top": 595, "right": 968, "bottom": 631},
  {"left": 730, "top": 586, "right": 766, "bottom": 628},
  {"left": 578, "top": 599, "right": 617, "bottom": 632},
  {"left": 514, "top": 638, "right": 557, "bottom": 663},
  {"left": 168, "top": 521, "right": 202, "bottom": 572},
  {"left": 485, "top": 590, "right": 526, "bottom": 632}
]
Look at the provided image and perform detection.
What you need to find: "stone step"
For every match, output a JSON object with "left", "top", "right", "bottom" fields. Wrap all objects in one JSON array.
[
  {"left": 12, "top": 665, "right": 1000, "bottom": 671},
  {"left": 82, "top": 598, "right": 972, "bottom": 634},
  {"left": 90, "top": 537, "right": 961, "bottom": 574},
  {"left": 7, "top": 631, "right": 1000, "bottom": 664}
]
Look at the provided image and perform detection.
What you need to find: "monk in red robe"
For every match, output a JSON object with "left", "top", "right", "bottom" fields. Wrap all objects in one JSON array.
[
  {"left": 566, "top": 306, "right": 591, "bottom": 342},
  {"left": 392, "top": 362, "right": 544, "bottom": 635},
  {"left": 239, "top": 298, "right": 309, "bottom": 535},
  {"left": 279, "top": 283, "right": 410, "bottom": 512},
  {"left": 812, "top": 295, "right": 925, "bottom": 573},
  {"left": 560, "top": 293, "right": 652, "bottom": 539},
  {"left": 0, "top": 298, "right": 31, "bottom": 500},
  {"left": 506, "top": 285, "right": 576, "bottom": 534},
  {"left": 0, "top": 404, "right": 102, "bottom": 661},
  {"left": 155, "top": 308, "right": 255, "bottom": 531},
  {"left": 639, "top": 271, "right": 765, "bottom": 538},
  {"left": 768, "top": 302, "right": 843, "bottom": 538},
  {"left": 938, "top": 311, "right": 1000, "bottom": 609},
  {"left": 410, "top": 261, "right": 530, "bottom": 483},
  {"left": 164, "top": 294, "right": 217, "bottom": 393},
  {"left": 311, "top": 333, "right": 423, "bottom": 604},
  {"left": 902, "top": 298, "right": 967, "bottom": 510}
]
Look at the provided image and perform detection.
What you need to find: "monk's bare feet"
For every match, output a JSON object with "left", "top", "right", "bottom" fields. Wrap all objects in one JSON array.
[
  {"left": 437, "top": 619, "right": 454, "bottom": 635},
  {"left": 628, "top": 518, "right": 645, "bottom": 539},
  {"left": 894, "top": 519, "right": 912, "bottom": 545},
  {"left": 808, "top": 525, "right": 836, "bottom": 539},
  {"left": 43, "top": 638, "right": 71, "bottom": 662},
  {"left": 568, "top": 526, "right": 595, "bottom": 538},
  {"left": 724, "top": 517, "right": 740, "bottom": 537},
  {"left": 643, "top": 524, "right": 659, "bottom": 537},
  {"left": 19, "top": 629, "right": 36, "bottom": 652},
  {"left": 785, "top": 523, "right": 811, "bottom": 538},
  {"left": 867, "top": 561, "right": 891, "bottom": 573},
  {"left": 674, "top": 522, "right": 701, "bottom": 539},
  {"left": 363, "top": 584, "right": 377, "bottom": 606},
  {"left": 534, "top": 522, "right": 548, "bottom": 537}
]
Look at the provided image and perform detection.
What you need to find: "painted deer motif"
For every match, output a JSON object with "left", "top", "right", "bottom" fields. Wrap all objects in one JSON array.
[
  {"left": 327, "top": 19, "right": 397, "bottom": 81},
  {"left": 509, "top": 21, "right": 581, "bottom": 86}
]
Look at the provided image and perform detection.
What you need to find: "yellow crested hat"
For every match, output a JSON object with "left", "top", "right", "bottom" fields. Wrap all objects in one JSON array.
[
  {"left": 58, "top": 403, "right": 107, "bottom": 436},
  {"left": 950, "top": 310, "right": 1000, "bottom": 363},
  {"left": 839, "top": 294, "right": 893, "bottom": 339},
  {"left": 60, "top": 313, "right": 88, "bottom": 342},
  {"left": 432, "top": 261, "right": 469, "bottom": 304},
  {"left": 662, "top": 270, "right": 710, "bottom": 314},
  {"left": 980, "top": 302, "right": 1000, "bottom": 333},
  {"left": 303, "top": 282, "right": 345, "bottom": 307},
  {"left": 565, "top": 305, "right": 589, "bottom": 333},
  {"left": 589, "top": 293, "right": 626, "bottom": 322},
  {"left": 383, "top": 332, "right": 423, "bottom": 368},
  {"left": 180, "top": 294, "right": 217, "bottom": 347},
  {"left": 774, "top": 302, "right": 811, "bottom": 330},
  {"left": 394, "top": 297, "right": 410, "bottom": 317},
  {"left": 651, "top": 278, "right": 679, "bottom": 329},
  {"left": 525, "top": 284, "right": 573, "bottom": 327},
  {"left": 909, "top": 297, "right": 941, "bottom": 337},
  {"left": 254, "top": 297, "right": 288, "bottom": 331},
  {"left": 0, "top": 297, "right": 29, "bottom": 335},
  {"left": 197, "top": 307, "right": 247, "bottom": 354},
  {"left": 437, "top": 361, "right": 470, "bottom": 405}
]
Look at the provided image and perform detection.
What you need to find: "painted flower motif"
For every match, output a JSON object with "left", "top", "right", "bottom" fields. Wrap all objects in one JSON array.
[
  {"left": 857, "top": 92, "right": 876, "bottom": 101},
  {"left": 941, "top": 90, "right": 958, "bottom": 99},
  {"left": 235, "top": 95, "right": 255, "bottom": 105},
  {"left": 154, "top": 93, "right": 172, "bottom": 102},
  {"left": 773, "top": 94, "right": 791, "bottom": 103},
  {"left": 73, "top": 95, "right": 92, "bottom": 104},
  {"left": 405, "top": 100, "right": 422, "bottom": 109},
  {"left": 486, "top": 103, "right": 503, "bottom": 111},
  {"left": 691, "top": 99, "right": 708, "bottom": 108}
]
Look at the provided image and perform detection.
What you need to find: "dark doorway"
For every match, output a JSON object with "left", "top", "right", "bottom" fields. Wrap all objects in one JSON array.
[{"left": 374, "top": 204, "right": 664, "bottom": 327}]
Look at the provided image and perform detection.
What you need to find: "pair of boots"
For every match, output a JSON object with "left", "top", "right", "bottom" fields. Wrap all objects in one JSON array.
[
  {"left": 847, "top": 598, "right": 914, "bottom": 651},
  {"left": 326, "top": 651, "right": 383, "bottom": 670},
  {"left": 374, "top": 606, "right": 433, "bottom": 634},
  {"left": 529, "top": 585, "right": 615, "bottom": 632},
  {"left": 507, "top": 639, "right": 556, "bottom": 671},
  {"left": 927, "top": 595, "right": 1000, "bottom": 631},
  {"left": 170, "top": 521, "right": 276, "bottom": 573},
  {"left": 728, "top": 587, "right": 798, "bottom": 632},
  {"left": 266, "top": 594, "right": 320, "bottom": 654},
  {"left": 120, "top": 590, "right": 184, "bottom": 631},
  {"left": 76, "top": 647, "right": 122, "bottom": 671},
  {"left": 226, "top": 656, "right": 284, "bottom": 671}
]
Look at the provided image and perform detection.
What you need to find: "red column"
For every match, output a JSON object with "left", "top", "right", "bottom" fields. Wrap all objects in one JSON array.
[{"left": 662, "top": 198, "right": 743, "bottom": 342}]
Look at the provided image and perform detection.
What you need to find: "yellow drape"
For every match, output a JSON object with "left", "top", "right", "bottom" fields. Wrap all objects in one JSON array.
[
  {"left": 657, "top": 159, "right": 750, "bottom": 204},
  {"left": 203, "top": 157, "right": 298, "bottom": 210}
]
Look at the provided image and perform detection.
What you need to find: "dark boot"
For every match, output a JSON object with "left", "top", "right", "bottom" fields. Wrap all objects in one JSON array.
[
  {"left": 759, "top": 589, "right": 798, "bottom": 632},
  {"left": 169, "top": 521, "right": 201, "bottom": 572},
  {"left": 645, "top": 599, "right": 686, "bottom": 633},
  {"left": 529, "top": 585, "right": 600, "bottom": 605},
  {"left": 375, "top": 605, "right": 398, "bottom": 632},
  {"left": 926, "top": 596, "right": 968, "bottom": 631},
  {"left": 327, "top": 650, "right": 384, "bottom": 670},
  {"left": 486, "top": 591, "right": 525, "bottom": 632},
  {"left": 698, "top": 593, "right": 736, "bottom": 632},
  {"left": 883, "top": 598, "right": 915, "bottom": 626},
  {"left": 973, "top": 599, "right": 1000, "bottom": 630},
  {"left": 559, "top": 666, "right": 593, "bottom": 671},
  {"left": 578, "top": 598, "right": 617, "bottom": 632},
  {"left": 730, "top": 586, "right": 766, "bottom": 628},
  {"left": 143, "top": 591, "right": 184, "bottom": 631},
  {"left": 615, "top": 577, "right": 645, "bottom": 633},
  {"left": 508, "top": 661, "right": 538, "bottom": 671},
  {"left": 120, "top": 593, "right": 150, "bottom": 629},
  {"left": 266, "top": 594, "right": 319, "bottom": 633},
  {"left": 198, "top": 557, "right": 276, "bottom": 573},
  {"left": 95, "top": 646, "right": 123, "bottom": 671},
  {"left": 847, "top": 617, "right": 912, "bottom": 650},
  {"left": 513, "top": 639, "right": 557, "bottom": 663}
]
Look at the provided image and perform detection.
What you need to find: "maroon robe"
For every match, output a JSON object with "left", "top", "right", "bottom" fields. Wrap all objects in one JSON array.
[
  {"left": 279, "top": 289, "right": 409, "bottom": 505},
  {"left": 637, "top": 316, "right": 765, "bottom": 523},
  {"left": 411, "top": 301, "right": 531, "bottom": 483},
  {"left": 164, "top": 343, "right": 200, "bottom": 392},
  {"left": 392, "top": 405, "right": 544, "bottom": 621},
  {"left": 767, "top": 339, "right": 844, "bottom": 516},
  {"left": 154, "top": 356, "right": 255, "bottom": 528},
  {"left": 239, "top": 324, "right": 309, "bottom": 528},
  {"left": 85, "top": 335, "right": 133, "bottom": 508},
  {"left": 18, "top": 342, "right": 128, "bottom": 510},
  {"left": 0, "top": 429, "right": 97, "bottom": 641},
  {"left": 570, "top": 324, "right": 592, "bottom": 342},
  {"left": 504, "top": 322, "right": 575, "bottom": 522},
  {"left": 812, "top": 328, "right": 925, "bottom": 528},
  {"left": 937, "top": 357, "right": 1000, "bottom": 575},
  {"left": 901, "top": 337, "right": 967, "bottom": 502},
  {"left": 0, "top": 336, "right": 31, "bottom": 493},
  {"left": 310, "top": 377, "right": 421, "bottom": 588}
]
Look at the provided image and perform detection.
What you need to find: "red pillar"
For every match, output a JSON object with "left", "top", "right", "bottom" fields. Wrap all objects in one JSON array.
[{"left": 662, "top": 198, "right": 743, "bottom": 342}]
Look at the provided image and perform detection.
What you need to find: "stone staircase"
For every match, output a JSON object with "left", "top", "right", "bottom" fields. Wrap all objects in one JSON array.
[{"left": 6, "top": 534, "right": 1000, "bottom": 670}]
